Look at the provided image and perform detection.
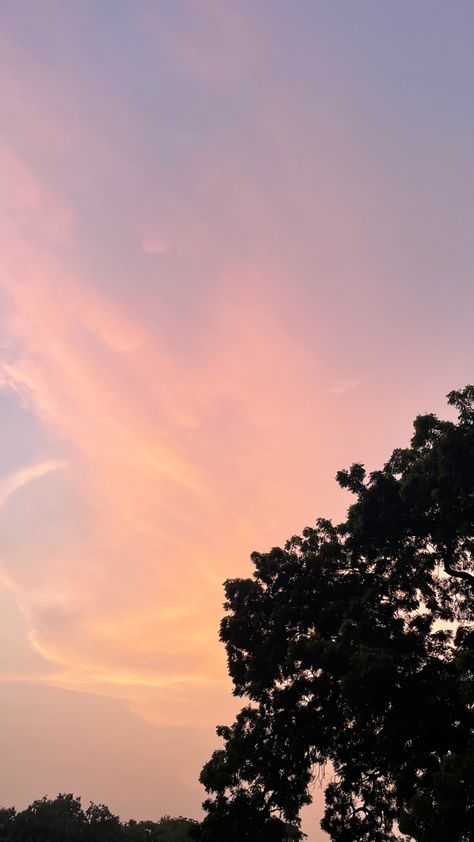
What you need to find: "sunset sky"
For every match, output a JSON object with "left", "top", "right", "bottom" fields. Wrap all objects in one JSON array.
[{"left": 1, "top": 2, "right": 474, "bottom": 839}]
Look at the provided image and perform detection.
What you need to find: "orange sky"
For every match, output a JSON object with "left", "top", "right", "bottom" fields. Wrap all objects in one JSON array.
[{"left": 1, "top": 3, "right": 474, "bottom": 839}]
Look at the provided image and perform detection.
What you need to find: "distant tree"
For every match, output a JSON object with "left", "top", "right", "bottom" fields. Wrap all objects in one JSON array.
[
  {"left": 124, "top": 816, "right": 198, "bottom": 841},
  {"left": 0, "top": 809, "right": 16, "bottom": 842},
  {"left": 84, "top": 802, "right": 122, "bottom": 842},
  {"left": 11, "top": 794, "right": 84, "bottom": 842},
  {"left": 195, "top": 387, "right": 474, "bottom": 841},
  {"left": 154, "top": 816, "right": 199, "bottom": 841},
  {"left": 0, "top": 795, "right": 196, "bottom": 842}
]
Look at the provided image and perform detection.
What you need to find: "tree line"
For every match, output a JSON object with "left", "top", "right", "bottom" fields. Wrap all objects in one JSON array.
[{"left": 0, "top": 795, "right": 197, "bottom": 842}]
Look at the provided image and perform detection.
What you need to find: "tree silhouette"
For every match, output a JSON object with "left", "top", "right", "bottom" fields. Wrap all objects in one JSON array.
[
  {"left": 84, "top": 802, "right": 122, "bottom": 842},
  {"left": 125, "top": 816, "right": 199, "bottom": 841},
  {"left": 195, "top": 387, "right": 474, "bottom": 841},
  {"left": 0, "top": 809, "right": 16, "bottom": 842},
  {"left": 0, "top": 796, "right": 197, "bottom": 842},
  {"left": 10, "top": 795, "right": 85, "bottom": 842}
]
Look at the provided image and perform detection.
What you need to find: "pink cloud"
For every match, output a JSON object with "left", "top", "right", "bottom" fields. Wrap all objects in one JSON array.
[{"left": 0, "top": 143, "right": 337, "bottom": 734}]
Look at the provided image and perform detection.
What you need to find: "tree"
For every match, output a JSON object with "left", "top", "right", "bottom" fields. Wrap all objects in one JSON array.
[
  {"left": 125, "top": 816, "right": 198, "bottom": 841},
  {"left": 0, "top": 795, "right": 197, "bottom": 842},
  {"left": 11, "top": 794, "right": 85, "bottom": 842},
  {"left": 0, "top": 810, "right": 16, "bottom": 842},
  {"left": 195, "top": 387, "right": 474, "bottom": 841},
  {"left": 84, "top": 802, "right": 122, "bottom": 842}
]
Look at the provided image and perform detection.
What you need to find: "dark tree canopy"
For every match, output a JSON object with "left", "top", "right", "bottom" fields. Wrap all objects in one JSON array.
[
  {"left": 195, "top": 387, "right": 474, "bottom": 841},
  {"left": 0, "top": 795, "right": 197, "bottom": 842}
]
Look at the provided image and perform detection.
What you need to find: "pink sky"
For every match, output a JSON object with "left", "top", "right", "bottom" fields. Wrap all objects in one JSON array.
[{"left": 1, "top": 3, "right": 474, "bottom": 839}]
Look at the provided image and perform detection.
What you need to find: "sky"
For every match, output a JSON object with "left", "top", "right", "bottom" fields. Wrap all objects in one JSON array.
[{"left": 0, "top": 1, "right": 474, "bottom": 839}]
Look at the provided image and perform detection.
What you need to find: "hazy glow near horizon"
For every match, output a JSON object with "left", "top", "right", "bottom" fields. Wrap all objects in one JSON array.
[{"left": 1, "top": 3, "right": 474, "bottom": 839}]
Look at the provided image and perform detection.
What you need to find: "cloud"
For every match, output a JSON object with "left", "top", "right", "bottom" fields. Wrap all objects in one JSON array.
[
  {"left": 0, "top": 461, "right": 66, "bottom": 509},
  {"left": 326, "top": 377, "right": 364, "bottom": 397},
  {"left": 0, "top": 8, "right": 368, "bottom": 730},
  {"left": 0, "top": 142, "right": 329, "bottom": 728}
]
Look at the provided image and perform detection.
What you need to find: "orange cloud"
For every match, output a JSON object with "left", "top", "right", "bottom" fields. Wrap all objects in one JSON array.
[{"left": 0, "top": 140, "right": 335, "bottom": 731}]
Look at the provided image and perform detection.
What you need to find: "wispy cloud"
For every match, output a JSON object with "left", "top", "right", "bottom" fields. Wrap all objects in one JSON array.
[
  {"left": 0, "top": 142, "right": 327, "bottom": 728},
  {"left": 0, "top": 1, "right": 376, "bottom": 738},
  {"left": 0, "top": 461, "right": 66, "bottom": 509},
  {"left": 326, "top": 377, "right": 364, "bottom": 397}
]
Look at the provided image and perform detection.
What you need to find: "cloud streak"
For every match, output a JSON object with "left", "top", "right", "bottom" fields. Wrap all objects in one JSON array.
[
  {"left": 0, "top": 461, "right": 66, "bottom": 509},
  {"left": 0, "top": 138, "right": 329, "bottom": 731}
]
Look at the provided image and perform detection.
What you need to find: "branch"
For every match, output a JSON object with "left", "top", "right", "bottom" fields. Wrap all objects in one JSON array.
[{"left": 444, "top": 550, "right": 474, "bottom": 585}]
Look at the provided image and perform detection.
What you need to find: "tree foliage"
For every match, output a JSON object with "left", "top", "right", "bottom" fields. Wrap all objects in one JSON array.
[
  {"left": 195, "top": 387, "right": 474, "bottom": 841},
  {"left": 0, "top": 795, "right": 197, "bottom": 842}
]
